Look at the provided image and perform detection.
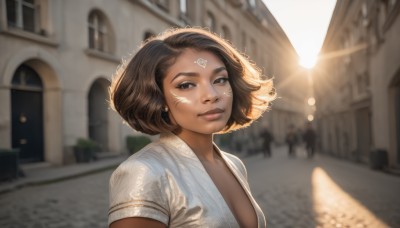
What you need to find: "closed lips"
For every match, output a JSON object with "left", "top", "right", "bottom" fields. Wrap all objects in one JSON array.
[{"left": 198, "top": 108, "right": 224, "bottom": 116}]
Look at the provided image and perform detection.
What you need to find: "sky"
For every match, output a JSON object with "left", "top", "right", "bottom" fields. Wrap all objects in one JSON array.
[{"left": 262, "top": 0, "right": 337, "bottom": 68}]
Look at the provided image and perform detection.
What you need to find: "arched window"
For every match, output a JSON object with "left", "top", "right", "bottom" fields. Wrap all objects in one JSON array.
[
  {"left": 205, "top": 12, "right": 216, "bottom": 32},
  {"left": 88, "top": 10, "right": 108, "bottom": 52},
  {"left": 6, "top": 0, "right": 38, "bottom": 33}
]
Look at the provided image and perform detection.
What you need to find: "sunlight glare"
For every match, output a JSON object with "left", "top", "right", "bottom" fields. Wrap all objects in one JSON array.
[
  {"left": 300, "top": 54, "right": 317, "bottom": 69},
  {"left": 262, "top": 0, "right": 336, "bottom": 70},
  {"left": 312, "top": 167, "right": 388, "bottom": 227}
]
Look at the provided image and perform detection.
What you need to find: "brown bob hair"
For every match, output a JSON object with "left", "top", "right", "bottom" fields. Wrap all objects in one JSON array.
[{"left": 110, "top": 27, "right": 275, "bottom": 135}]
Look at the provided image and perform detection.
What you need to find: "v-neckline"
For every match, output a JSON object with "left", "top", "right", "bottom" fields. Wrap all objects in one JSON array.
[
  {"left": 211, "top": 146, "right": 259, "bottom": 227},
  {"left": 160, "top": 132, "right": 260, "bottom": 227}
]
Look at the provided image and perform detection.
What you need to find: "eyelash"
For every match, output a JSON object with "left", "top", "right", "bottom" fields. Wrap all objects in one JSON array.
[
  {"left": 176, "top": 77, "right": 229, "bottom": 90},
  {"left": 214, "top": 77, "right": 229, "bottom": 84},
  {"left": 176, "top": 82, "right": 195, "bottom": 90}
]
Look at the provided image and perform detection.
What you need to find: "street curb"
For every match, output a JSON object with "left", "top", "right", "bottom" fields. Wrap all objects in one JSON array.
[{"left": 0, "top": 161, "right": 122, "bottom": 195}]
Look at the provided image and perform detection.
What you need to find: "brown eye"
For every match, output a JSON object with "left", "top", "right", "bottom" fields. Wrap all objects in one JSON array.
[
  {"left": 177, "top": 82, "right": 195, "bottom": 90},
  {"left": 214, "top": 77, "right": 229, "bottom": 84}
]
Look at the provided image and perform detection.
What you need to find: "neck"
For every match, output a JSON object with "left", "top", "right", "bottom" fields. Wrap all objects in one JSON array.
[{"left": 175, "top": 131, "right": 218, "bottom": 162}]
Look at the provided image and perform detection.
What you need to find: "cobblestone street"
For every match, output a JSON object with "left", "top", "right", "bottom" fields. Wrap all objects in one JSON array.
[
  {"left": 0, "top": 169, "right": 113, "bottom": 228},
  {"left": 246, "top": 146, "right": 400, "bottom": 228},
  {"left": 1, "top": 146, "right": 399, "bottom": 228}
]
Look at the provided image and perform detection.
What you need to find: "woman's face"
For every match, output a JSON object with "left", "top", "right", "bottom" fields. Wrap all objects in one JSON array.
[{"left": 162, "top": 48, "right": 233, "bottom": 135}]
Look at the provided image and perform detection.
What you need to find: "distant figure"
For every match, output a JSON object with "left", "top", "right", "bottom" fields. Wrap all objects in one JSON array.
[
  {"left": 285, "top": 125, "right": 297, "bottom": 156},
  {"left": 303, "top": 122, "right": 317, "bottom": 158},
  {"left": 260, "top": 127, "right": 274, "bottom": 158}
]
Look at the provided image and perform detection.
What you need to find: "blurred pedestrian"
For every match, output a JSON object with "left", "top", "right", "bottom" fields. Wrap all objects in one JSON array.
[
  {"left": 108, "top": 27, "right": 275, "bottom": 228},
  {"left": 260, "top": 126, "right": 274, "bottom": 158},
  {"left": 303, "top": 122, "right": 317, "bottom": 158},
  {"left": 285, "top": 125, "right": 297, "bottom": 156}
]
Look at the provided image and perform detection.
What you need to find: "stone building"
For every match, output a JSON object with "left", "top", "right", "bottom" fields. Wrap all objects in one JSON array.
[
  {"left": 314, "top": 0, "right": 400, "bottom": 169},
  {"left": 0, "top": 0, "right": 308, "bottom": 165}
]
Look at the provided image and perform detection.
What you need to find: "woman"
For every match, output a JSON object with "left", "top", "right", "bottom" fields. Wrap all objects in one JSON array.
[{"left": 108, "top": 27, "right": 275, "bottom": 228}]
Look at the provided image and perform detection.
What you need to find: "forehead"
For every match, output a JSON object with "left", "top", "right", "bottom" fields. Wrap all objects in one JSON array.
[{"left": 165, "top": 48, "right": 225, "bottom": 76}]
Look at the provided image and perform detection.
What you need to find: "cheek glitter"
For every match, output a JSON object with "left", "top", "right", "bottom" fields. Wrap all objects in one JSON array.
[
  {"left": 222, "top": 88, "right": 233, "bottom": 98},
  {"left": 171, "top": 92, "right": 193, "bottom": 105}
]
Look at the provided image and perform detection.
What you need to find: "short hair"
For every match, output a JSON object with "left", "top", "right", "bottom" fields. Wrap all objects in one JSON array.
[{"left": 110, "top": 27, "right": 276, "bottom": 135}]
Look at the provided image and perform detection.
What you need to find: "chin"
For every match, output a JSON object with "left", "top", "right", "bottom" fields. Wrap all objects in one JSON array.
[{"left": 200, "top": 124, "right": 227, "bottom": 135}]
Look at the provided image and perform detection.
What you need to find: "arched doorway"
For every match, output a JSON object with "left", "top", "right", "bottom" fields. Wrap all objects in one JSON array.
[
  {"left": 88, "top": 79, "right": 110, "bottom": 151},
  {"left": 11, "top": 65, "right": 44, "bottom": 163}
]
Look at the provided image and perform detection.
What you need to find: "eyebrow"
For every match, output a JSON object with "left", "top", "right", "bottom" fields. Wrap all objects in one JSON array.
[{"left": 170, "top": 66, "right": 227, "bottom": 83}]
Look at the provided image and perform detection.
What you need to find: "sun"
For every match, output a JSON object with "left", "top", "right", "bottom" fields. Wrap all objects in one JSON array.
[{"left": 299, "top": 54, "right": 318, "bottom": 69}]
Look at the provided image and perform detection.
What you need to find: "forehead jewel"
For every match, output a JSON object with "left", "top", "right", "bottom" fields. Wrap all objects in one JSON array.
[{"left": 194, "top": 58, "right": 207, "bottom": 68}]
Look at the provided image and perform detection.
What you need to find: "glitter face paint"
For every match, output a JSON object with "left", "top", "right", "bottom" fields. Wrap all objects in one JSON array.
[
  {"left": 223, "top": 88, "right": 233, "bottom": 98},
  {"left": 168, "top": 76, "right": 232, "bottom": 107},
  {"left": 194, "top": 58, "right": 208, "bottom": 68},
  {"left": 171, "top": 91, "right": 192, "bottom": 105}
]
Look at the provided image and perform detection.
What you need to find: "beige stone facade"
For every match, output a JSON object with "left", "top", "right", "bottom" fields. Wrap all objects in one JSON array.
[
  {"left": 314, "top": 0, "right": 400, "bottom": 168},
  {"left": 0, "top": 0, "right": 308, "bottom": 165}
]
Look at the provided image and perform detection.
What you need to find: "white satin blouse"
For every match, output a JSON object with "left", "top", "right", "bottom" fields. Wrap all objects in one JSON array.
[{"left": 108, "top": 132, "right": 266, "bottom": 227}]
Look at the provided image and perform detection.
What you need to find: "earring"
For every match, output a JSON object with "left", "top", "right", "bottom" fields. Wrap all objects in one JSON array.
[{"left": 164, "top": 106, "right": 169, "bottom": 112}]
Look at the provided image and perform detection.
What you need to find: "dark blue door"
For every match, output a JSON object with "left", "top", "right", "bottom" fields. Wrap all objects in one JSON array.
[{"left": 11, "top": 65, "right": 44, "bottom": 163}]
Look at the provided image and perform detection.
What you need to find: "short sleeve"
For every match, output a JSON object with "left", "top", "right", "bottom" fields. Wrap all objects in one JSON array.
[{"left": 108, "top": 159, "right": 169, "bottom": 226}]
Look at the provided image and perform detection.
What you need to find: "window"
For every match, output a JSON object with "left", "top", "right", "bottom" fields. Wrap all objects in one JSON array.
[
  {"left": 179, "top": 0, "right": 187, "bottom": 15},
  {"left": 250, "top": 38, "right": 257, "bottom": 59},
  {"left": 12, "top": 64, "right": 43, "bottom": 90},
  {"left": 248, "top": 0, "right": 256, "bottom": 8},
  {"left": 361, "top": 2, "right": 368, "bottom": 18},
  {"left": 6, "top": 0, "right": 38, "bottom": 33},
  {"left": 221, "top": 25, "right": 231, "bottom": 41},
  {"left": 88, "top": 11, "right": 108, "bottom": 52},
  {"left": 357, "top": 75, "right": 363, "bottom": 93},
  {"left": 205, "top": 12, "right": 215, "bottom": 31},
  {"left": 241, "top": 32, "right": 247, "bottom": 52}
]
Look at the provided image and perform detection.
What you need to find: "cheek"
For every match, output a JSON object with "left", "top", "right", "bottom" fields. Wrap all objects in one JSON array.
[
  {"left": 221, "top": 86, "right": 233, "bottom": 99},
  {"left": 217, "top": 85, "right": 233, "bottom": 105},
  {"left": 170, "top": 92, "right": 194, "bottom": 106}
]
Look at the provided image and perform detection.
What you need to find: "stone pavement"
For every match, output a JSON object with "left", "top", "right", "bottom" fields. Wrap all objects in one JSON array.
[
  {"left": 245, "top": 145, "right": 400, "bottom": 228},
  {"left": 0, "top": 154, "right": 127, "bottom": 194},
  {"left": 0, "top": 154, "right": 127, "bottom": 228},
  {"left": 0, "top": 146, "right": 399, "bottom": 227}
]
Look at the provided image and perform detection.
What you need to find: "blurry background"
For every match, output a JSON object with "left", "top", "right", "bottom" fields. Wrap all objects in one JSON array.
[{"left": 1, "top": 0, "right": 399, "bottom": 172}]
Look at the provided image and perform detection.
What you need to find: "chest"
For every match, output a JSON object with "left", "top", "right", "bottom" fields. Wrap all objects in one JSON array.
[
  {"left": 163, "top": 154, "right": 263, "bottom": 227},
  {"left": 202, "top": 161, "right": 258, "bottom": 228}
]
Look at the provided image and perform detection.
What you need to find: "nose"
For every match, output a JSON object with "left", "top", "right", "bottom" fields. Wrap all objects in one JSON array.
[{"left": 201, "top": 84, "right": 220, "bottom": 103}]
